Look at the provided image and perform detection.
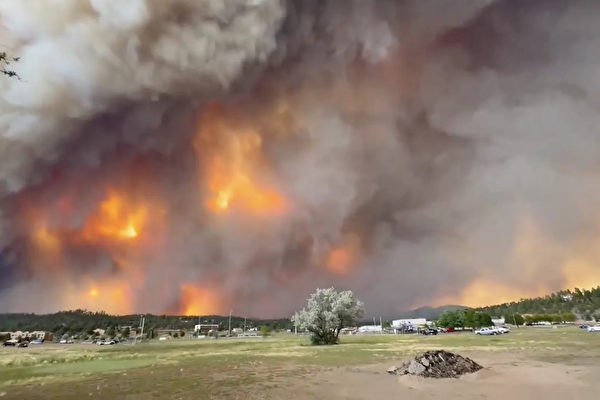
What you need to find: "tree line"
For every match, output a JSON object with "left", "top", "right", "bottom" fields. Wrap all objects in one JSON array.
[
  {"left": 476, "top": 287, "right": 600, "bottom": 322},
  {"left": 436, "top": 310, "right": 493, "bottom": 329},
  {"left": 0, "top": 310, "right": 293, "bottom": 337}
]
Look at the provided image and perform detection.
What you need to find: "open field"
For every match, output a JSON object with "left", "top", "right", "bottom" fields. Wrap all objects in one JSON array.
[{"left": 0, "top": 327, "right": 599, "bottom": 399}]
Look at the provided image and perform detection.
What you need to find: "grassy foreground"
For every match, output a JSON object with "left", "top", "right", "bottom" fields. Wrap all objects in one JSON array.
[{"left": 0, "top": 327, "right": 598, "bottom": 399}]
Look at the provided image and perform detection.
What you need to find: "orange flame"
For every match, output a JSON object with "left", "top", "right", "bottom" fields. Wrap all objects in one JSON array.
[
  {"left": 60, "top": 279, "right": 134, "bottom": 315},
  {"left": 326, "top": 235, "right": 361, "bottom": 275},
  {"left": 179, "top": 284, "right": 223, "bottom": 316},
  {"left": 82, "top": 190, "right": 148, "bottom": 242},
  {"left": 196, "top": 104, "right": 288, "bottom": 216}
]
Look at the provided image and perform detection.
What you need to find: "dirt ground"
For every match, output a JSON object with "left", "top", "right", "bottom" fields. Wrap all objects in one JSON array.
[
  {"left": 1, "top": 330, "right": 599, "bottom": 399},
  {"left": 268, "top": 352, "right": 600, "bottom": 400}
]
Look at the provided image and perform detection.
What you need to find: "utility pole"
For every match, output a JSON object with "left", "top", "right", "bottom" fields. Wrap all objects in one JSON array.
[
  {"left": 513, "top": 313, "right": 519, "bottom": 328},
  {"left": 134, "top": 315, "right": 143, "bottom": 345},
  {"left": 228, "top": 309, "right": 232, "bottom": 337},
  {"left": 140, "top": 316, "right": 145, "bottom": 342},
  {"left": 380, "top": 316, "right": 383, "bottom": 335},
  {"left": 244, "top": 317, "right": 247, "bottom": 332}
]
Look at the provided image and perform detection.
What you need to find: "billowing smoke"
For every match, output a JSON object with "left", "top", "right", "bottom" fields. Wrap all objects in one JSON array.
[{"left": 1, "top": 0, "right": 599, "bottom": 317}]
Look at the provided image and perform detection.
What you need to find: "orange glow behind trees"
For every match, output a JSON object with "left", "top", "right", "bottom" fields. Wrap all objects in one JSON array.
[{"left": 179, "top": 284, "right": 223, "bottom": 316}]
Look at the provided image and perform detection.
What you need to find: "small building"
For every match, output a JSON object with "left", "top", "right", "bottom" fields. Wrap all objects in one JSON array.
[
  {"left": 392, "top": 318, "right": 427, "bottom": 330},
  {"left": 492, "top": 317, "right": 506, "bottom": 327},
  {"left": 4, "top": 331, "right": 53, "bottom": 341},
  {"left": 93, "top": 328, "right": 106, "bottom": 336},
  {"left": 194, "top": 324, "right": 219, "bottom": 335},
  {"left": 339, "top": 327, "right": 357, "bottom": 335},
  {"left": 358, "top": 325, "right": 382, "bottom": 333},
  {"left": 561, "top": 294, "right": 573, "bottom": 302}
]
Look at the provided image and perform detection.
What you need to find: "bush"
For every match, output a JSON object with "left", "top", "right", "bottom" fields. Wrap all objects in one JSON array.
[
  {"left": 293, "top": 288, "right": 364, "bottom": 345},
  {"left": 260, "top": 326, "right": 270, "bottom": 337}
]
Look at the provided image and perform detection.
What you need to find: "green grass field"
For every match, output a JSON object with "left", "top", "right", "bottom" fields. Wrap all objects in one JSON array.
[{"left": 0, "top": 327, "right": 598, "bottom": 399}]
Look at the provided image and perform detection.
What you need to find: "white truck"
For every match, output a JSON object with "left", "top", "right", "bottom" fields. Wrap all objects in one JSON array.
[
  {"left": 474, "top": 327, "right": 500, "bottom": 335},
  {"left": 587, "top": 325, "right": 600, "bottom": 332}
]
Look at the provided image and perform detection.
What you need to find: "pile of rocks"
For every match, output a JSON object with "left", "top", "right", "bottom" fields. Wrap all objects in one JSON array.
[{"left": 387, "top": 350, "right": 483, "bottom": 378}]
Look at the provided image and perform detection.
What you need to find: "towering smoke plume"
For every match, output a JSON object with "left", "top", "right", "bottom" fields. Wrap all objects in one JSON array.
[{"left": 1, "top": 0, "right": 599, "bottom": 317}]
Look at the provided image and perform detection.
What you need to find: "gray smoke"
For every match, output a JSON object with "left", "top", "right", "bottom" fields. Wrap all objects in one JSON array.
[{"left": 1, "top": 0, "right": 599, "bottom": 317}]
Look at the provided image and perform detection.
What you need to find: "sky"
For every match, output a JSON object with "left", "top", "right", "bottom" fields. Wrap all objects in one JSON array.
[{"left": 0, "top": 0, "right": 599, "bottom": 318}]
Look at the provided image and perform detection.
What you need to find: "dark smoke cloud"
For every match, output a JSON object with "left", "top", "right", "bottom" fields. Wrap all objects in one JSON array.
[{"left": 1, "top": 0, "right": 599, "bottom": 317}]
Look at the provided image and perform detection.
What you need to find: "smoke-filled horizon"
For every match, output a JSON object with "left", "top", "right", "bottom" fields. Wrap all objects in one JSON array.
[{"left": 1, "top": 0, "right": 599, "bottom": 318}]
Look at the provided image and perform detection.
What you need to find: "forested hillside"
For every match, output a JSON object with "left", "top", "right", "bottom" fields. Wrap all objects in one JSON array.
[
  {"left": 477, "top": 287, "right": 600, "bottom": 321},
  {"left": 0, "top": 310, "right": 292, "bottom": 337}
]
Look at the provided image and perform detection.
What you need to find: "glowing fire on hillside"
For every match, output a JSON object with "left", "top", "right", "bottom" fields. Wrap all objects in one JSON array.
[{"left": 179, "top": 285, "right": 224, "bottom": 316}]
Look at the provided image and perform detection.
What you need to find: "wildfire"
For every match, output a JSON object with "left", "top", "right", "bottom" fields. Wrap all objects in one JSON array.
[
  {"left": 326, "top": 235, "right": 361, "bottom": 275},
  {"left": 562, "top": 258, "right": 600, "bottom": 290},
  {"left": 179, "top": 284, "right": 223, "bottom": 316},
  {"left": 33, "top": 226, "right": 60, "bottom": 252},
  {"left": 196, "top": 104, "right": 288, "bottom": 216},
  {"left": 432, "top": 279, "right": 550, "bottom": 308},
  {"left": 82, "top": 190, "right": 148, "bottom": 242},
  {"left": 60, "top": 279, "right": 134, "bottom": 315}
]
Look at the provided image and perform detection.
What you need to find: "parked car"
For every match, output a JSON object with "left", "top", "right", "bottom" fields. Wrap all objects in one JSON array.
[
  {"left": 30, "top": 339, "right": 44, "bottom": 345},
  {"left": 579, "top": 325, "right": 590, "bottom": 329},
  {"left": 101, "top": 339, "right": 116, "bottom": 345},
  {"left": 475, "top": 327, "right": 500, "bottom": 335},
  {"left": 3, "top": 339, "right": 18, "bottom": 347},
  {"left": 420, "top": 328, "right": 438, "bottom": 336},
  {"left": 497, "top": 326, "right": 511, "bottom": 334},
  {"left": 16, "top": 341, "right": 28, "bottom": 348},
  {"left": 587, "top": 326, "right": 600, "bottom": 332},
  {"left": 445, "top": 327, "right": 455, "bottom": 333}
]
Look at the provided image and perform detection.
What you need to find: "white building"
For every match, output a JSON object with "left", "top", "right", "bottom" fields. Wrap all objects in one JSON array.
[
  {"left": 358, "top": 325, "right": 382, "bottom": 333},
  {"left": 492, "top": 317, "right": 506, "bottom": 327},
  {"left": 3, "top": 331, "right": 51, "bottom": 340},
  {"left": 392, "top": 318, "right": 427, "bottom": 329}
]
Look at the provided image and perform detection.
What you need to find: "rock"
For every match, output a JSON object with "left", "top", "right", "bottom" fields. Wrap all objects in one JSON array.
[
  {"left": 389, "top": 350, "right": 483, "bottom": 379},
  {"left": 407, "top": 360, "right": 426, "bottom": 375}
]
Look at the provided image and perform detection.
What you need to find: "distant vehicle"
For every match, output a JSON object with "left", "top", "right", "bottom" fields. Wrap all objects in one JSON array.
[
  {"left": 445, "top": 327, "right": 455, "bottom": 333},
  {"left": 580, "top": 325, "right": 590, "bottom": 329},
  {"left": 475, "top": 327, "right": 500, "bottom": 335},
  {"left": 497, "top": 327, "right": 511, "bottom": 334},
  {"left": 16, "top": 341, "right": 28, "bottom": 348},
  {"left": 60, "top": 339, "right": 74, "bottom": 344},
  {"left": 3, "top": 339, "right": 18, "bottom": 347},
  {"left": 587, "top": 326, "right": 600, "bottom": 332},
  {"left": 101, "top": 339, "right": 116, "bottom": 345},
  {"left": 420, "top": 328, "right": 438, "bottom": 336},
  {"left": 30, "top": 339, "right": 43, "bottom": 345}
]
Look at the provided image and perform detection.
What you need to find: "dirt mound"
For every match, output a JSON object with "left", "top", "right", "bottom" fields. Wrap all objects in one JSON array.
[{"left": 388, "top": 350, "right": 483, "bottom": 378}]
